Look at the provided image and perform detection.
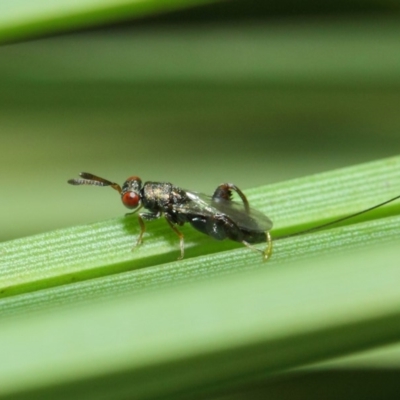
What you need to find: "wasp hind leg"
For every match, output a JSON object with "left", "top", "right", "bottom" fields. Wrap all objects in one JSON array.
[
  {"left": 212, "top": 183, "right": 250, "bottom": 213},
  {"left": 242, "top": 231, "right": 272, "bottom": 262}
]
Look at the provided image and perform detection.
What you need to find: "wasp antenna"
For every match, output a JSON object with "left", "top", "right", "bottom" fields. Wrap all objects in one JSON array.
[
  {"left": 280, "top": 194, "right": 400, "bottom": 240},
  {"left": 79, "top": 172, "right": 114, "bottom": 185},
  {"left": 68, "top": 172, "right": 122, "bottom": 193},
  {"left": 67, "top": 178, "right": 105, "bottom": 186}
]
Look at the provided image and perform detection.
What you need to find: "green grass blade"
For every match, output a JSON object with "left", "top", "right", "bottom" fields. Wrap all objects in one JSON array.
[
  {"left": 0, "top": 240, "right": 400, "bottom": 399},
  {"left": 1, "top": 155, "right": 400, "bottom": 300},
  {"left": 1, "top": 214, "right": 399, "bottom": 319},
  {"left": 0, "top": 0, "right": 216, "bottom": 43},
  {"left": 1, "top": 156, "right": 400, "bottom": 399}
]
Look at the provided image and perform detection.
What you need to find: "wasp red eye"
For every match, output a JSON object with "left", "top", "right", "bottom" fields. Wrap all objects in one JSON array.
[{"left": 122, "top": 192, "right": 140, "bottom": 209}]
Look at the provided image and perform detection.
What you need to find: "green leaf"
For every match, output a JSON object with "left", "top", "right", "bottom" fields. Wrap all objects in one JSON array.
[
  {"left": 0, "top": 0, "right": 216, "bottom": 43},
  {"left": 0, "top": 156, "right": 400, "bottom": 398},
  {"left": 2, "top": 155, "right": 400, "bottom": 301}
]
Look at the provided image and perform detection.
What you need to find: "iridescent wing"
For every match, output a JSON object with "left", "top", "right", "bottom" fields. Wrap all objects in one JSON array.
[{"left": 175, "top": 191, "right": 273, "bottom": 232}]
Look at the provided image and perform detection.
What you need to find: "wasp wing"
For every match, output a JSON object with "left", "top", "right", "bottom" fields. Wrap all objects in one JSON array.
[{"left": 175, "top": 191, "right": 273, "bottom": 232}]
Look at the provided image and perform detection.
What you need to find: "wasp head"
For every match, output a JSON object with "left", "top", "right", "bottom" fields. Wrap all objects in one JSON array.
[{"left": 121, "top": 176, "right": 143, "bottom": 209}]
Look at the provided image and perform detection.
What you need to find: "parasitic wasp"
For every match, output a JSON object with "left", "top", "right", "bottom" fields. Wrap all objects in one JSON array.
[{"left": 68, "top": 172, "right": 400, "bottom": 260}]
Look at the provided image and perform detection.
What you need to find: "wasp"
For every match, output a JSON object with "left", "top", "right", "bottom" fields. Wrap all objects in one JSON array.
[
  {"left": 68, "top": 172, "right": 400, "bottom": 261},
  {"left": 68, "top": 173, "right": 273, "bottom": 260}
]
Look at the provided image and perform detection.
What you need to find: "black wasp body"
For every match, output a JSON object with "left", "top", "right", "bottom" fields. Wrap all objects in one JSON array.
[{"left": 68, "top": 173, "right": 273, "bottom": 260}]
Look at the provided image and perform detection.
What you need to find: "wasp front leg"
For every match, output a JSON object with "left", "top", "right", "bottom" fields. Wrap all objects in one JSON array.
[{"left": 133, "top": 211, "right": 161, "bottom": 250}]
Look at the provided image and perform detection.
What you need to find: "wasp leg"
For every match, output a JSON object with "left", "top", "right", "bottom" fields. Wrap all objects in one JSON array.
[
  {"left": 135, "top": 214, "right": 146, "bottom": 248},
  {"left": 132, "top": 211, "right": 161, "bottom": 250},
  {"left": 125, "top": 204, "right": 143, "bottom": 217},
  {"left": 212, "top": 183, "right": 250, "bottom": 213},
  {"left": 164, "top": 214, "right": 185, "bottom": 260},
  {"left": 242, "top": 231, "right": 273, "bottom": 262},
  {"left": 263, "top": 231, "right": 273, "bottom": 261}
]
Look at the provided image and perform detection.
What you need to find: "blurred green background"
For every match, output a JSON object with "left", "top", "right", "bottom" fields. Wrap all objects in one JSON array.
[{"left": 1, "top": 1, "right": 400, "bottom": 242}]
